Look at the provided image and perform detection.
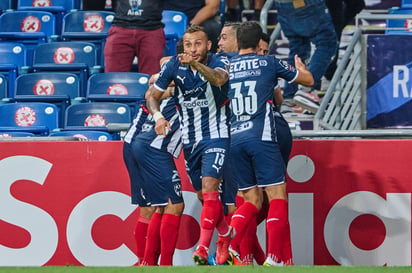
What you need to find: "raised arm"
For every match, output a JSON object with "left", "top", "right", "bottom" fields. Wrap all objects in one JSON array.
[
  {"left": 189, "top": 0, "right": 220, "bottom": 25},
  {"left": 294, "top": 54, "right": 314, "bottom": 87},
  {"left": 178, "top": 53, "right": 228, "bottom": 87}
]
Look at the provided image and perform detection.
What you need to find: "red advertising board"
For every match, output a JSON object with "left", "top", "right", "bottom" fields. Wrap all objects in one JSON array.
[{"left": 0, "top": 140, "right": 411, "bottom": 266}]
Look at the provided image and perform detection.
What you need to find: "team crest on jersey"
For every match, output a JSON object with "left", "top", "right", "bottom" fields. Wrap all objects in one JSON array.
[{"left": 279, "top": 60, "right": 295, "bottom": 72}]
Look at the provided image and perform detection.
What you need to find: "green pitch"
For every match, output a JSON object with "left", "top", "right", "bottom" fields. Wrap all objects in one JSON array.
[{"left": 0, "top": 266, "right": 411, "bottom": 273}]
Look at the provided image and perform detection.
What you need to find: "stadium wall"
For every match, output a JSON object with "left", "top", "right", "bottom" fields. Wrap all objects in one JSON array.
[{"left": 0, "top": 140, "right": 410, "bottom": 266}]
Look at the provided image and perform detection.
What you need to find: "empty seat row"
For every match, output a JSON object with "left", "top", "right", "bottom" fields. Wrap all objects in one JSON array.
[
  {"left": 0, "top": 9, "right": 187, "bottom": 64},
  {"left": 0, "top": 101, "right": 132, "bottom": 139},
  {"left": 4, "top": 71, "right": 149, "bottom": 127}
]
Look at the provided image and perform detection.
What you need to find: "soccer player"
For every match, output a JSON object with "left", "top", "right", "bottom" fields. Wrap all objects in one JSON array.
[
  {"left": 123, "top": 95, "right": 184, "bottom": 266},
  {"left": 226, "top": 21, "right": 313, "bottom": 266},
  {"left": 146, "top": 25, "right": 232, "bottom": 265}
]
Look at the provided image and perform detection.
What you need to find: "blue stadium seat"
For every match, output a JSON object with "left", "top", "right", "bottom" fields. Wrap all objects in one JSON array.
[
  {"left": 32, "top": 41, "right": 100, "bottom": 97},
  {"left": 0, "top": 102, "right": 59, "bottom": 135},
  {"left": 162, "top": 10, "right": 188, "bottom": 56},
  {"left": 386, "top": 7, "right": 412, "bottom": 34},
  {"left": 0, "top": 0, "right": 16, "bottom": 14},
  {"left": 49, "top": 130, "right": 113, "bottom": 140},
  {"left": 0, "top": 42, "right": 28, "bottom": 98},
  {"left": 17, "top": 0, "right": 76, "bottom": 35},
  {"left": 0, "top": 131, "right": 36, "bottom": 137},
  {"left": 14, "top": 72, "right": 81, "bottom": 127},
  {"left": 86, "top": 72, "right": 149, "bottom": 116},
  {"left": 0, "top": 10, "right": 56, "bottom": 66},
  {"left": 61, "top": 10, "right": 115, "bottom": 66},
  {"left": 402, "top": 0, "right": 412, "bottom": 8},
  {"left": 64, "top": 102, "right": 131, "bottom": 139},
  {"left": 0, "top": 74, "right": 7, "bottom": 102}
]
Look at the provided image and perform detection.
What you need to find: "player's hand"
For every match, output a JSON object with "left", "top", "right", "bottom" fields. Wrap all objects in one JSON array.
[
  {"left": 294, "top": 54, "right": 307, "bottom": 71},
  {"left": 178, "top": 52, "right": 194, "bottom": 65},
  {"left": 154, "top": 118, "right": 171, "bottom": 137},
  {"left": 149, "top": 73, "right": 159, "bottom": 85}
]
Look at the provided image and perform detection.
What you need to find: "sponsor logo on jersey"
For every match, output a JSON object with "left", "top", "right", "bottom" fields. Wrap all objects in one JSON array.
[
  {"left": 182, "top": 98, "right": 208, "bottom": 108},
  {"left": 231, "top": 121, "right": 253, "bottom": 134},
  {"left": 230, "top": 58, "right": 261, "bottom": 72}
]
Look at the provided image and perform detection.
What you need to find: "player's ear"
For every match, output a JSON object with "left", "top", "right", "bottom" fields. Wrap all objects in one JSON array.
[{"left": 207, "top": 40, "right": 212, "bottom": 51}]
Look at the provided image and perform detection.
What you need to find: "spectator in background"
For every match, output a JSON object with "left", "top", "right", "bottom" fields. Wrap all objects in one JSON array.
[
  {"left": 274, "top": 0, "right": 337, "bottom": 114},
  {"left": 253, "top": 0, "right": 267, "bottom": 21},
  {"left": 82, "top": 0, "right": 106, "bottom": 10},
  {"left": 225, "top": 0, "right": 267, "bottom": 22},
  {"left": 164, "top": 0, "right": 222, "bottom": 53},
  {"left": 323, "top": 0, "right": 365, "bottom": 82},
  {"left": 104, "top": 0, "right": 166, "bottom": 75}
]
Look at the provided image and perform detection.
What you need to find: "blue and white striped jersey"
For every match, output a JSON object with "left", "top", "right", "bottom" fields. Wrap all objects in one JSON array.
[
  {"left": 228, "top": 53, "right": 298, "bottom": 144},
  {"left": 154, "top": 53, "right": 230, "bottom": 146},
  {"left": 124, "top": 98, "right": 182, "bottom": 158}
]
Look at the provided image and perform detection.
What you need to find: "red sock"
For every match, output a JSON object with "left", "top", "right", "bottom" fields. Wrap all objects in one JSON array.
[
  {"left": 252, "top": 233, "right": 266, "bottom": 265},
  {"left": 266, "top": 199, "right": 288, "bottom": 262},
  {"left": 134, "top": 215, "right": 150, "bottom": 264},
  {"left": 215, "top": 200, "right": 230, "bottom": 237},
  {"left": 225, "top": 212, "right": 234, "bottom": 226},
  {"left": 257, "top": 202, "right": 269, "bottom": 225},
  {"left": 143, "top": 212, "right": 162, "bottom": 265},
  {"left": 198, "top": 191, "right": 220, "bottom": 249},
  {"left": 239, "top": 213, "right": 256, "bottom": 265},
  {"left": 229, "top": 202, "right": 258, "bottom": 251},
  {"left": 159, "top": 214, "right": 181, "bottom": 266}
]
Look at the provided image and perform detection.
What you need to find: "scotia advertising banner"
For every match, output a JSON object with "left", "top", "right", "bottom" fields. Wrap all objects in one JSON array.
[{"left": 0, "top": 140, "right": 411, "bottom": 266}]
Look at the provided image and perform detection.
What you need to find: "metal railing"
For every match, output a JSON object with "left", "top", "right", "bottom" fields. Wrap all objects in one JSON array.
[{"left": 259, "top": 4, "right": 412, "bottom": 136}]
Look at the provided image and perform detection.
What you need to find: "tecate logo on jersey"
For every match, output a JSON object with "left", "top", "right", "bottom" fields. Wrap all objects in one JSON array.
[{"left": 182, "top": 99, "right": 208, "bottom": 109}]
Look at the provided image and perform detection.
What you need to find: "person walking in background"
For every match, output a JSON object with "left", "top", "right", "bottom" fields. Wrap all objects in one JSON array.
[
  {"left": 164, "top": 0, "right": 222, "bottom": 53},
  {"left": 146, "top": 25, "right": 232, "bottom": 266},
  {"left": 225, "top": 21, "right": 313, "bottom": 266},
  {"left": 104, "top": 0, "right": 166, "bottom": 75},
  {"left": 274, "top": 0, "right": 337, "bottom": 114},
  {"left": 323, "top": 0, "right": 365, "bottom": 83}
]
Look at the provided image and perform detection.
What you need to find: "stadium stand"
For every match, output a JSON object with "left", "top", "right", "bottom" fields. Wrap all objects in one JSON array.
[
  {"left": 385, "top": 7, "right": 412, "bottom": 34},
  {"left": 162, "top": 10, "right": 187, "bottom": 56},
  {"left": 0, "top": 42, "right": 28, "bottom": 98},
  {"left": 17, "top": 0, "right": 77, "bottom": 35},
  {"left": 86, "top": 72, "right": 149, "bottom": 117},
  {"left": 14, "top": 72, "right": 81, "bottom": 127},
  {"left": 0, "top": 0, "right": 16, "bottom": 14},
  {"left": 0, "top": 102, "right": 59, "bottom": 135},
  {"left": 32, "top": 41, "right": 101, "bottom": 98},
  {"left": 61, "top": 10, "right": 115, "bottom": 66},
  {"left": 0, "top": 74, "right": 7, "bottom": 102},
  {"left": 64, "top": 102, "right": 131, "bottom": 139},
  {"left": 0, "top": 10, "right": 56, "bottom": 66},
  {"left": 49, "top": 130, "right": 113, "bottom": 140}
]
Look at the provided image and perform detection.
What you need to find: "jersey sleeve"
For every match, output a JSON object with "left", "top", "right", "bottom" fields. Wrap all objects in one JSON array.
[
  {"left": 274, "top": 58, "right": 299, "bottom": 83},
  {"left": 211, "top": 54, "right": 230, "bottom": 74},
  {"left": 153, "top": 56, "right": 177, "bottom": 91}
]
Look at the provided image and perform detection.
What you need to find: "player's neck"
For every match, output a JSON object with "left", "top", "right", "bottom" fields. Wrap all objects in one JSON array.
[{"left": 238, "top": 48, "right": 256, "bottom": 55}]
